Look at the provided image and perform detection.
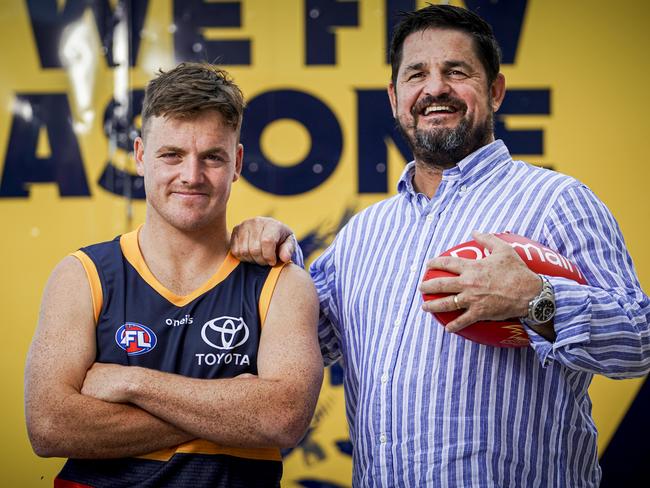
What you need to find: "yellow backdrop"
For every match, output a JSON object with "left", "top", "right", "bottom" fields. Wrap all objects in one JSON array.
[{"left": 1, "top": 0, "right": 648, "bottom": 486}]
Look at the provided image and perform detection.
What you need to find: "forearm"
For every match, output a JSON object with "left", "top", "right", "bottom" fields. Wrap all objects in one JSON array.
[
  {"left": 26, "top": 388, "right": 193, "bottom": 459},
  {"left": 528, "top": 279, "right": 650, "bottom": 378},
  {"left": 525, "top": 320, "right": 556, "bottom": 342},
  {"left": 26, "top": 257, "right": 194, "bottom": 459},
  {"left": 123, "top": 368, "right": 318, "bottom": 448},
  {"left": 531, "top": 184, "right": 650, "bottom": 377}
]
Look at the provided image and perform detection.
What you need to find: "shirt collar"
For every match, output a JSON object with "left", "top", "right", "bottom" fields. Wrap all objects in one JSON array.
[{"left": 397, "top": 139, "right": 511, "bottom": 197}]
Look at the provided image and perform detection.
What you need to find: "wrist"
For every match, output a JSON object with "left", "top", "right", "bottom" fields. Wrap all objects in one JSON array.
[
  {"left": 516, "top": 271, "right": 544, "bottom": 317},
  {"left": 525, "top": 319, "right": 557, "bottom": 342},
  {"left": 122, "top": 366, "right": 146, "bottom": 402},
  {"left": 523, "top": 275, "right": 556, "bottom": 326}
]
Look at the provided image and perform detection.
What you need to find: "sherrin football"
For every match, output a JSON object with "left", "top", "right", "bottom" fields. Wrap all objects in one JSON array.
[{"left": 422, "top": 233, "right": 587, "bottom": 348}]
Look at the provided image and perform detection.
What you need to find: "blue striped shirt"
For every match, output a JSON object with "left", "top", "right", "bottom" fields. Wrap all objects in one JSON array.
[{"left": 310, "top": 140, "right": 650, "bottom": 487}]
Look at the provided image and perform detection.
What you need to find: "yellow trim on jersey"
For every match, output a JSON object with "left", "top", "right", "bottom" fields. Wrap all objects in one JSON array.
[
  {"left": 258, "top": 262, "right": 289, "bottom": 327},
  {"left": 138, "top": 439, "right": 282, "bottom": 462},
  {"left": 120, "top": 228, "right": 239, "bottom": 307},
  {"left": 70, "top": 250, "right": 102, "bottom": 323}
]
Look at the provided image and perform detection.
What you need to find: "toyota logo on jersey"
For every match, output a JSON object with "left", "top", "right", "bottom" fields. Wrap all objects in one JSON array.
[
  {"left": 115, "top": 323, "right": 157, "bottom": 355},
  {"left": 201, "top": 316, "right": 249, "bottom": 350}
]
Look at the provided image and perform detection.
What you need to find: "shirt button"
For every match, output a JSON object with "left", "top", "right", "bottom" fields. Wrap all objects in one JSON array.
[
  {"left": 393, "top": 318, "right": 400, "bottom": 326},
  {"left": 426, "top": 214, "right": 433, "bottom": 223},
  {"left": 379, "top": 434, "right": 387, "bottom": 443},
  {"left": 410, "top": 264, "right": 417, "bottom": 273},
  {"left": 460, "top": 184, "right": 468, "bottom": 193},
  {"left": 381, "top": 373, "right": 388, "bottom": 383}
]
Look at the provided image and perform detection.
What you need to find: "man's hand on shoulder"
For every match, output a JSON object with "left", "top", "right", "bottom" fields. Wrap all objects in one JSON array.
[{"left": 231, "top": 217, "right": 295, "bottom": 265}]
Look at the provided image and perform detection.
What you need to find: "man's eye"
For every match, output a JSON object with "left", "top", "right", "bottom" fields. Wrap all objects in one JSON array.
[
  {"left": 407, "top": 72, "right": 424, "bottom": 80},
  {"left": 204, "top": 154, "right": 226, "bottom": 166},
  {"left": 448, "top": 70, "right": 467, "bottom": 78},
  {"left": 159, "top": 153, "right": 182, "bottom": 164}
]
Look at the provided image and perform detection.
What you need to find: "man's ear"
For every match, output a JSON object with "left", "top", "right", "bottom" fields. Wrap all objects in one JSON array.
[
  {"left": 387, "top": 82, "right": 398, "bottom": 118},
  {"left": 233, "top": 143, "right": 243, "bottom": 182},
  {"left": 491, "top": 73, "right": 506, "bottom": 113},
  {"left": 134, "top": 137, "right": 145, "bottom": 177}
]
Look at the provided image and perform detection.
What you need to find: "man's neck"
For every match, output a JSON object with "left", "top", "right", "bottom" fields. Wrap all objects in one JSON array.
[
  {"left": 412, "top": 139, "right": 496, "bottom": 198},
  {"left": 138, "top": 216, "right": 230, "bottom": 296},
  {"left": 412, "top": 161, "right": 445, "bottom": 198}
]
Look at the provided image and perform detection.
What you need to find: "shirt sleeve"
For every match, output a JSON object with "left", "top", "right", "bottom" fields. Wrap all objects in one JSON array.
[
  {"left": 309, "top": 239, "right": 343, "bottom": 366},
  {"left": 291, "top": 238, "right": 305, "bottom": 268},
  {"left": 525, "top": 183, "right": 650, "bottom": 378}
]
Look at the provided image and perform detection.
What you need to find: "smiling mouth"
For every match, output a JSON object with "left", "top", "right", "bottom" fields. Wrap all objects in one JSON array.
[
  {"left": 172, "top": 191, "right": 209, "bottom": 197},
  {"left": 423, "top": 104, "right": 457, "bottom": 115},
  {"left": 411, "top": 95, "right": 466, "bottom": 118}
]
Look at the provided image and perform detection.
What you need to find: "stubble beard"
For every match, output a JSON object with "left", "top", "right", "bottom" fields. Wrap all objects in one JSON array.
[{"left": 147, "top": 190, "right": 227, "bottom": 235}]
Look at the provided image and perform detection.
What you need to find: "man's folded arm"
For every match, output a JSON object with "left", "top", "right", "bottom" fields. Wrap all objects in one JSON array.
[
  {"left": 24, "top": 256, "right": 194, "bottom": 459},
  {"left": 82, "top": 264, "right": 324, "bottom": 448}
]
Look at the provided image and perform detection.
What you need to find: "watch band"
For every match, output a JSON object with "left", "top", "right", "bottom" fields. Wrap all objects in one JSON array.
[{"left": 526, "top": 275, "right": 556, "bottom": 325}]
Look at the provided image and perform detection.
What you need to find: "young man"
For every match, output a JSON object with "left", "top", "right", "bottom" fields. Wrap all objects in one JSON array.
[
  {"left": 25, "top": 63, "right": 323, "bottom": 487},
  {"left": 231, "top": 5, "right": 650, "bottom": 487}
]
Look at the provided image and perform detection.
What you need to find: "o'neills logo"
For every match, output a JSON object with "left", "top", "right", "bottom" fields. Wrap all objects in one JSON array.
[{"left": 448, "top": 241, "right": 585, "bottom": 282}]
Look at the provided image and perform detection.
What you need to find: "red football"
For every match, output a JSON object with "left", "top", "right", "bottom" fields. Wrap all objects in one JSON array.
[{"left": 422, "top": 233, "right": 587, "bottom": 348}]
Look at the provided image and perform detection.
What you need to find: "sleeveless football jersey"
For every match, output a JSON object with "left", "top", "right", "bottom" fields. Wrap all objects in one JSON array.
[{"left": 54, "top": 228, "right": 286, "bottom": 488}]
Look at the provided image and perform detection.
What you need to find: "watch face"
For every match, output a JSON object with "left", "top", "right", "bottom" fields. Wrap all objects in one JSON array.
[{"left": 534, "top": 299, "right": 556, "bottom": 323}]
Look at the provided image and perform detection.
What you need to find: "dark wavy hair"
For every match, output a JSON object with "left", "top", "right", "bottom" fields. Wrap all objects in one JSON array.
[{"left": 389, "top": 4, "right": 501, "bottom": 87}]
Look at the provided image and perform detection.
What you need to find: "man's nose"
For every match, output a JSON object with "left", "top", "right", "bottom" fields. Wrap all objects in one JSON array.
[
  {"left": 423, "top": 73, "right": 452, "bottom": 98},
  {"left": 179, "top": 156, "right": 203, "bottom": 185}
]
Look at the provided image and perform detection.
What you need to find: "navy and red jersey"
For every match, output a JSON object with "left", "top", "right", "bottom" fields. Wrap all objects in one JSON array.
[{"left": 55, "top": 228, "right": 286, "bottom": 488}]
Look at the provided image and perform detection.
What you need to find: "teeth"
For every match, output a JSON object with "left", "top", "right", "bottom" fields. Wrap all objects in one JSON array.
[{"left": 424, "top": 105, "right": 453, "bottom": 115}]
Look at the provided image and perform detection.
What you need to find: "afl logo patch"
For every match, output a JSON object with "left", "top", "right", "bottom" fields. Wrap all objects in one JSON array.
[
  {"left": 201, "top": 316, "right": 249, "bottom": 350},
  {"left": 116, "top": 323, "right": 157, "bottom": 356}
]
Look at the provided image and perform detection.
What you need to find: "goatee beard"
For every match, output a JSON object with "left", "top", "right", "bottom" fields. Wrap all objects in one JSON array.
[{"left": 396, "top": 96, "right": 494, "bottom": 169}]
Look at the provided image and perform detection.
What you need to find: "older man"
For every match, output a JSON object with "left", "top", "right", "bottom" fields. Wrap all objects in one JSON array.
[{"left": 231, "top": 4, "right": 650, "bottom": 487}]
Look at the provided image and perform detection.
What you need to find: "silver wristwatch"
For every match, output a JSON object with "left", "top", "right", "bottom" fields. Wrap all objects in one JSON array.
[{"left": 526, "top": 275, "right": 556, "bottom": 325}]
